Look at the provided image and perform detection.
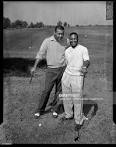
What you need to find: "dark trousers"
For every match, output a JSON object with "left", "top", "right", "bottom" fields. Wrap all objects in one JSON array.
[{"left": 37, "top": 66, "right": 66, "bottom": 113}]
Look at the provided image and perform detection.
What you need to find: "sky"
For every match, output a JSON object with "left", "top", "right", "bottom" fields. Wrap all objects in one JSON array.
[{"left": 3, "top": 1, "right": 113, "bottom": 26}]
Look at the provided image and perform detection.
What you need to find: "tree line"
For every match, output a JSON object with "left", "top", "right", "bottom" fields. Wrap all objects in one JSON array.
[{"left": 3, "top": 17, "right": 70, "bottom": 29}]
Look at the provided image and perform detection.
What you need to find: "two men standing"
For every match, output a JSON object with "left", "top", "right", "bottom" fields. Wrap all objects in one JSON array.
[{"left": 31, "top": 26, "right": 90, "bottom": 129}]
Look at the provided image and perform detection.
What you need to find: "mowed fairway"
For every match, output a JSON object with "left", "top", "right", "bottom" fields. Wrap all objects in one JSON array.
[{"left": 2, "top": 26, "right": 116, "bottom": 144}]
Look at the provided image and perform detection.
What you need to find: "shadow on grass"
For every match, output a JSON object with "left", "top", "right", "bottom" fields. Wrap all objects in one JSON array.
[
  {"left": 3, "top": 57, "right": 47, "bottom": 77},
  {"left": 83, "top": 99, "right": 98, "bottom": 118},
  {"left": 45, "top": 98, "right": 98, "bottom": 119}
]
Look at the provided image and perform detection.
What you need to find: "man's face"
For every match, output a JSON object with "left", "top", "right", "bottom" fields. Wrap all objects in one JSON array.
[
  {"left": 69, "top": 34, "right": 78, "bottom": 48},
  {"left": 54, "top": 29, "right": 64, "bottom": 41}
]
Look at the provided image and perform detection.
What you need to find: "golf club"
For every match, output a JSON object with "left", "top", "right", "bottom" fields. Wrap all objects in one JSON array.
[{"left": 29, "top": 70, "right": 35, "bottom": 84}]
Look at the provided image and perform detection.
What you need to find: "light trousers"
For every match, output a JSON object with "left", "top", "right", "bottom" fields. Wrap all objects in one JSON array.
[{"left": 62, "top": 71, "right": 84, "bottom": 124}]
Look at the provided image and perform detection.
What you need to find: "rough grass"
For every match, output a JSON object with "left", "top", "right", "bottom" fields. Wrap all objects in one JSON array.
[{"left": 2, "top": 26, "right": 116, "bottom": 144}]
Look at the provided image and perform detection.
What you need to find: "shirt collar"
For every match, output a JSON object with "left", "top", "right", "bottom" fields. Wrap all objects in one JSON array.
[
  {"left": 50, "top": 35, "right": 57, "bottom": 41},
  {"left": 70, "top": 44, "right": 80, "bottom": 50}
]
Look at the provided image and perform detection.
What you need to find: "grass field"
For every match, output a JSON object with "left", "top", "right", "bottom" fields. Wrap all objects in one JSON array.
[{"left": 2, "top": 26, "right": 116, "bottom": 144}]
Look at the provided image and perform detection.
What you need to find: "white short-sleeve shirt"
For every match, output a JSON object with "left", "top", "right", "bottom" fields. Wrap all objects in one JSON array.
[{"left": 65, "top": 44, "right": 90, "bottom": 76}]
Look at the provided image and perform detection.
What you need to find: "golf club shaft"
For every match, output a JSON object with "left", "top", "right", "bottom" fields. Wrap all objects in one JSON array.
[
  {"left": 29, "top": 73, "right": 34, "bottom": 84},
  {"left": 82, "top": 74, "right": 85, "bottom": 90}
]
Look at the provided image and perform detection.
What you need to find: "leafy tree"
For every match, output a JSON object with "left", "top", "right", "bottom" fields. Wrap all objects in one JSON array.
[
  {"left": 11, "top": 20, "right": 28, "bottom": 28},
  {"left": 37, "top": 22, "right": 44, "bottom": 28},
  {"left": 11, "top": 22, "right": 16, "bottom": 28},
  {"left": 28, "top": 22, "right": 34, "bottom": 28},
  {"left": 57, "top": 20, "right": 62, "bottom": 26},
  {"left": 14, "top": 20, "right": 22, "bottom": 28},
  {"left": 67, "top": 24, "right": 70, "bottom": 27},
  {"left": 64, "top": 22, "right": 67, "bottom": 27},
  {"left": 3, "top": 17, "right": 11, "bottom": 29},
  {"left": 28, "top": 22, "right": 44, "bottom": 28},
  {"left": 22, "top": 21, "right": 28, "bottom": 28},
  {"left": 76, "top": 24, "right": 79, "bottom": 27}
]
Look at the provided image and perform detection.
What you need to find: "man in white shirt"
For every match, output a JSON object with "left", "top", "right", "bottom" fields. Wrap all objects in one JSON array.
[
  {"left": 31, "top": 25, "right": 67, "bottom": 118},
  {"left": 61, "top": 32, "right": 90, "bottom": 130}
]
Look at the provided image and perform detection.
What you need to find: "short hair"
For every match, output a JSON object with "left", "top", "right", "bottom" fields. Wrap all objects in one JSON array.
[
  {"left": 69, "top": 32, "right": 78, "bottom": 39},
  {"left": 55, "top": 25, "right": 64, "bottom": 32}
]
